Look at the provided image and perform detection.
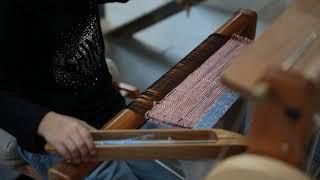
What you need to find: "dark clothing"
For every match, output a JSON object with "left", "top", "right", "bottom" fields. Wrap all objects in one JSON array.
[{"left": 0, "top": 0, "right": 128, "bottom": 152}]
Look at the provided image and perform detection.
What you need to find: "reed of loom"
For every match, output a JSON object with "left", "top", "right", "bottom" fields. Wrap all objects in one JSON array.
[{"left": 47, "top": 9, "right": 257, "bottom": 180}]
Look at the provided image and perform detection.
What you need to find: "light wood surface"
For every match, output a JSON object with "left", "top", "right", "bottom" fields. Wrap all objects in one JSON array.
[
  {"left": 217, "top": 0, "right": 320, "bottom": 178},
  {"left": 222, "top": 0, "right": 320, "bottom": 169},
  {"left": 216, "top": 9, "right": 257, "bottom": 40},
  {"left": 92, "top": 129, "right": 246, "bottom": 160},
  {"left": 205, "top": 154, "right": 310, "bottom": 180},
  {"left": 91, "top": 129, "right": 218, "bottom": 140},
  {"left": 101, "top": 108, "right": 145, "bottom": 129},
  {"left": 223, "top": 0, "right": 320, "bottom": 96},
  {"left": 247, "top": 70, "right": 316, "bottom": 168}
]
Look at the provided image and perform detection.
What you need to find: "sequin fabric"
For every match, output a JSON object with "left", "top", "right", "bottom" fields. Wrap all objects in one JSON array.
[
  {"left": 146, "top": 36, "right": 251, "bottom": 128},
  {"left": 52, "top": 1, "right": 110, "bottom": 91}
]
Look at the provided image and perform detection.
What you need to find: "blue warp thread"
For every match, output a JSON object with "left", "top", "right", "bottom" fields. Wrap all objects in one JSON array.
[{"left": 194, "top": 90, "right": 239, "bottom": 129}]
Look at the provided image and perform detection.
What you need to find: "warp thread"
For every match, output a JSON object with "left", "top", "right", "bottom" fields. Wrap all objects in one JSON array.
[
  {"left": 146, "top": 35, "right": 251, "bottom": 128},
  {"left": 194, "top": 90, "right": 238, "bottom": 129}
]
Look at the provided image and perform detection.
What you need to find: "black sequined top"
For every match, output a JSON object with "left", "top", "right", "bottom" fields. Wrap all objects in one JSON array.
[{"left": 0, "top": 0, "right": 128, "bottom": 152}]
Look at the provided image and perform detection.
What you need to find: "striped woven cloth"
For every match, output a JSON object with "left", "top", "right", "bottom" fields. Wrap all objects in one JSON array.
[
  {"left": 146, "top": 35, "right": 251, "bottom": 128},
  {"left": 194, "top": 90, "right": 239, "bottom": 129}
]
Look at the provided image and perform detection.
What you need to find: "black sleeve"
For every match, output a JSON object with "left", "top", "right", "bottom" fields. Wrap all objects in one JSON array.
[
  {"left": 0, "top": 1, "right": 50, "bottom": 153},
  {"left": 97, "top": 0, "right": 130, "bottom": 4},
  {"left": 0, "top": 92, "right": 50, "bottom": 153}
]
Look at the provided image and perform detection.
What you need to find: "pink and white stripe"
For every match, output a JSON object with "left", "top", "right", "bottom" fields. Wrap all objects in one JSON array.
[{"left": 146, "top": 35, "right": 251, "bottom": 128}]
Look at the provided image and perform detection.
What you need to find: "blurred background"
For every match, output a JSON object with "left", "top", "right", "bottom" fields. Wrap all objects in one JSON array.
[{"left": 100, "top": 0, "right": 292, "bottom": 94}]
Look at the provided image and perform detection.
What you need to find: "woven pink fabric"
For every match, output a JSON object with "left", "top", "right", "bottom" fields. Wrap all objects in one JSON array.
[{"left": 146, "top": 35, "right": 250, "bottom": 128}]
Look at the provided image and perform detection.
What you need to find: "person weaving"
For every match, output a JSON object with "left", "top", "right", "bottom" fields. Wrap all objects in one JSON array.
[{"left": 0, "top": 0, "right": 183, "bottom": 179}]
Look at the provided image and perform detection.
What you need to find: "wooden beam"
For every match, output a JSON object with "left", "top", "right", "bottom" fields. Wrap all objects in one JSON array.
[
  {"left": 105, "top": 0, "right": 206, "bottom": 37},
  {"left": 46, "top": 129, "right": 246, "bottom": 160}
]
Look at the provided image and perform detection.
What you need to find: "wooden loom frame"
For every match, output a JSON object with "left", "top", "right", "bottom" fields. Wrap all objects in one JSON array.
[
  {"left": 48, "top": 9, "right": 258, "bottom": 180},
  {"left": 105, "top": 0, "right": 207, "bottom": 38}
]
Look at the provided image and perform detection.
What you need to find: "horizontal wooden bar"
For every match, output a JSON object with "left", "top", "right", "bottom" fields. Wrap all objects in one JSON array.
[
  {"left": 102, "top": 108, "right": 145, "bottom": 129},
  {"left": 92, "top": 129, "right": 246, "bottom": 160},
  {"left": 47, "top": 129, "right": 246, "bottom": 160},
  {"left": 105, "top": 0, "right": 206, "bottom": 37},
  {"left": 91, "top": 129, "right": 218, "bottom": 141},
  {"left": 46, "top": 129, "right": 222, "bottom": 152},
  {"left": 216, "top": 9, "right": 257, "bottom": 40}
]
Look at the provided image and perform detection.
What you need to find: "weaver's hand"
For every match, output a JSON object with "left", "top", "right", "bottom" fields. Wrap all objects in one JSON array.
[{"left": 37, "top": 112, "right": 96, "bottom": 164}]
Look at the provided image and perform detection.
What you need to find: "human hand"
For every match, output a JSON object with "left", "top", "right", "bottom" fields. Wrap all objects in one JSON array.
[{"left": 37, "top": 112, "right": 96, "bottom": 164}]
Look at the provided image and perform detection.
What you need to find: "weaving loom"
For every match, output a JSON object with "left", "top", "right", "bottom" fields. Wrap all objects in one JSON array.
[
  {"left": 47, "top": 0, "right": 320, "bottom": 177},
  {"left": 48, "top": 9, "right": 258, "bottom": 180},
  {"left": 41, "top": 0, "right": 320, "bottom": 178}
]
